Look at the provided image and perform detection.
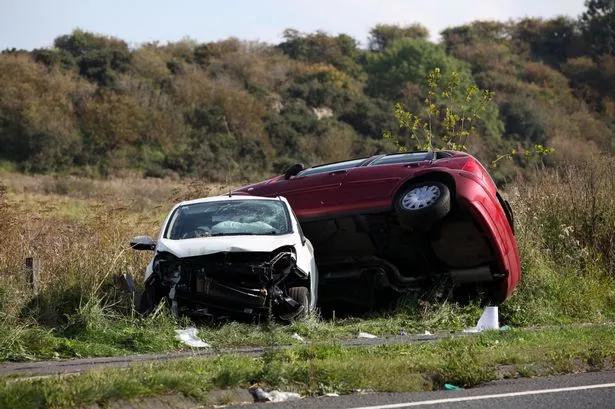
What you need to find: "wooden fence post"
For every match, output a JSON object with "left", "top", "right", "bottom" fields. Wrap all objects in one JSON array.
[{"left": 25, "top": 257, "right": 40, "bottom": 293}]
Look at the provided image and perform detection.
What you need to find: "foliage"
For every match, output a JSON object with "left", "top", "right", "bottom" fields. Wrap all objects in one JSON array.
[
  {"left": 3, "top": 326, "right": 615, "bottom": 408},
  {"left": 0, "top": 6, "right": 614, "bottom": 182},
  {"left": 365, "top": 39, "right": 471, "bottom": 100},
  {"left": 580, "top": 0, "right": 615, "bottom": 56},
  {"left": 278, "top": 29, "right": 363, "bottom": 78},
  {"left": 383, "top": 68, "right": 497, "bottom": 152},
  {"left": 368, "top": 23, "right": 430, "bottom": 51}
]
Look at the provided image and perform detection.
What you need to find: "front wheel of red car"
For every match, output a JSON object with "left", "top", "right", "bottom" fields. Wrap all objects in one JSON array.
[{"left": 395, "top": 181, "right": 451, "bottom": 229}]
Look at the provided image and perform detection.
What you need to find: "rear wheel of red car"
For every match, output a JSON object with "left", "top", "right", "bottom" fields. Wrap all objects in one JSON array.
[
  {"left": 395, "top": 181, "right": 451, "bottom": 229},
  {"left": 287, "top": 286, "right": 310, "bottom": 321}
]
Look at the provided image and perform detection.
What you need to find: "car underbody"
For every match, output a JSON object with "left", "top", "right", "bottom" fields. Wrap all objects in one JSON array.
[{"left": 303, "top": 205, "right": 507, "bottom": 313}]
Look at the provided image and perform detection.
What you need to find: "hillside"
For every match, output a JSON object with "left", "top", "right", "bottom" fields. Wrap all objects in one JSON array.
[{"left": 1, "top": 2, "right": 615, "bottom": 185}]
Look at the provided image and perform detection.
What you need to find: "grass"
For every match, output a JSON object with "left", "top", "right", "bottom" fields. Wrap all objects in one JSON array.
[
  {"left": 0, "top": 157, "right": 614, "bottom": 361},
  {"left": 2, "top": 325, "right": 615, "bottom": 409},
  {"left": 0, "top": 299, "right": 486, "bottom": 361}
]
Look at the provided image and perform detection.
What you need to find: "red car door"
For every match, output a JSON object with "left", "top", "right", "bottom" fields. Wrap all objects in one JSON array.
[{"left": 247, "top": 168, "right": 356, "bottom": 219}]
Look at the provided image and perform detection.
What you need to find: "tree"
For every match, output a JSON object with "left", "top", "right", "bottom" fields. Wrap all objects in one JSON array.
[
  {"left": 580, "top": 0, "right": 615, "bottom": 56},
  {"left": 277, "top": 29, "right": 363, "bottom": 77},
  {"left": 366, "top": 39, "right": 470, "bottom": 100},
  {"left": 441, "top": 21, "right": 510, "bottom": 52},
  {"left": 368, "top": 24, "right": 429, "bottom": 51},
  {"left": 512, "top": 17, "right": 584, "bottom": 66},
  {"left": 54, "top": 30, "right": 132, "bottom": 86},
  {"left": 383, "top": 68, "right": 497, "bottom": 152},
  {"left": 0, "top": 54, "right": 93, "bottom": 171},
  {"left": 383, "top": 67, "right": 553, "bottom": 168}
]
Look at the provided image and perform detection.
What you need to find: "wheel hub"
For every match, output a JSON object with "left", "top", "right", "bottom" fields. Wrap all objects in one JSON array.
[{"left": 401, "top": 185, "right": 441, "bottom": 210}]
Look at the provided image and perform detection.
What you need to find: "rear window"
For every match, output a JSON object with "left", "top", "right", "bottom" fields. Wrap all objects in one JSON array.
[
  {"left": 370, "top": 152, "right": 432, "bottom": 166},
  {"left": 296, "top": 158, "right": 366, "bottom": 177}
]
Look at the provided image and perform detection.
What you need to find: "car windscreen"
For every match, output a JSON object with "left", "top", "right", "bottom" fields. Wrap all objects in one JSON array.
[
  {"left": 165, "top": 199, "right": 292, "bottom": 239},
  {"left": 296, "top": 158, "right": 366, "bottom": 177},
  {"left": 370, "top": 152, "right": 433, "bottom": 166}
]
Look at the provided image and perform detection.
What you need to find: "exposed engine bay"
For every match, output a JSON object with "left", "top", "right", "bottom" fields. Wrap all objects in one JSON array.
[{"left": 142, "top": 247, "right": 311, "bottom": 320}]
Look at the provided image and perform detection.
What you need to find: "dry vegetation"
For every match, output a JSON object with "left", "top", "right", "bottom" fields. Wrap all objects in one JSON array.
[
  {"left": 1, "top": 0, "right": 615, "bottom": 368},
  {"left": 0, "top": 153, "right": 614, "bottom": 358},
  {"left": 0, "top": 173, "right": 232, "bottom": 326}
]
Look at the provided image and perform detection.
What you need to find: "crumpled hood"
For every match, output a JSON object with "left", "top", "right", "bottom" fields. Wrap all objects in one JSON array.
[{"left": 156, "top": 234, "right": 297, "bottom": 258}]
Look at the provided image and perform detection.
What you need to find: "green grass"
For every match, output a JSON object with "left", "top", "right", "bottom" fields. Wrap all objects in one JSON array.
[
  {"left": 1, "top": 160, "right": 615, "bottom": 370},
  {"left": 2, "top": 281, "right": 614, "bottom": 363},
  {"left": 0, "top": 299, "right": 485, "bottom": 361},
  {"left": 2, "top": 325, "right": 615, "bottom": 409}
]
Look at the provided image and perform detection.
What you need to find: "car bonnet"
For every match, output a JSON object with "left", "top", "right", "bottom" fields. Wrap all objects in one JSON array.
[{"left": 156, "top": 234, "right": 298, "bottom": 258}]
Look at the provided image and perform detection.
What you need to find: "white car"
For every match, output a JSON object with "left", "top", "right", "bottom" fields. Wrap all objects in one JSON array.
[{"left": 129, "top": 195, "right": 318, "bottom": 320}]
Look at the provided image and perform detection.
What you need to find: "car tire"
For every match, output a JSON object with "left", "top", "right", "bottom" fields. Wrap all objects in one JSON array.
[
  {"left": 138, "top": 283, "right": 166, "bottom": 315},
  {"left": 395, "top": 181, "right": 451, "bottom": 229},
  {"left": 287, "top": 286, "right": 310, "bottom": 321}
]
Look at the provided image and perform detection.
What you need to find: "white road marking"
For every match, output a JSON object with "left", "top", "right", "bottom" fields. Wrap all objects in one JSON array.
[{"left": 348, "top": 383, "right": 615, "bottom": 409}]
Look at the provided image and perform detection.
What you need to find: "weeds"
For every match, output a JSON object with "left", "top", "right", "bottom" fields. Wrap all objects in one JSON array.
[
  {"left": 0, "top": 155, "right": 615, "bottom": 360},
  {"left": 2, "top": 325, "right": 615, "bottom": 409}
]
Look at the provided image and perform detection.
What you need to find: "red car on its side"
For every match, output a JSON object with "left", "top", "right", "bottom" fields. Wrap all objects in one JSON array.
[{"left": 234, "top": 151, "right": 520, "bottom": 311}]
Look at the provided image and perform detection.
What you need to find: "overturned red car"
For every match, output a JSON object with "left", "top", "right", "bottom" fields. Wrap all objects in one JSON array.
[{"left": 234, "top": 151, "right": 520, "bottom": 310}]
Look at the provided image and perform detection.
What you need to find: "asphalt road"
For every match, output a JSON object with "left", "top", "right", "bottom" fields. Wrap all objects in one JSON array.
[{"left": 229, "top": 370, "right": 615, "bottom": 409}]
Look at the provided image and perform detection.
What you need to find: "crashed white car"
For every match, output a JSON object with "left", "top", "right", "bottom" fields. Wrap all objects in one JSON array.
[{"left": 129, "top": 195, "right": 318, "bottom": 320}]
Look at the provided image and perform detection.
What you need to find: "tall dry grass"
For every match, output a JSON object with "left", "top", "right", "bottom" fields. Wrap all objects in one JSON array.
[
  {"left": 1, "top": 156, "right": 615, "bottom": 335},
  {"left": 0, "top": 172, "right": 232, "bottom": 327},
  {"left": 501, "top": 155, "right": 615, "bottom": 325}
]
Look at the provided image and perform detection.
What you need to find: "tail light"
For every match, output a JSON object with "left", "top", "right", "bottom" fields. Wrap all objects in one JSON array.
[{"left": 461, "top": 158, "right": 485, "bottom": 181}]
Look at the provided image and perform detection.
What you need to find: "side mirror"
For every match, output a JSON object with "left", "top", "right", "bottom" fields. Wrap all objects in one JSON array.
[
  {"left": 283, "top": 163, "right": 304, "bottom": 180},
  {"left": 129, "top": 235, "right": 156, "bottom": 251}
]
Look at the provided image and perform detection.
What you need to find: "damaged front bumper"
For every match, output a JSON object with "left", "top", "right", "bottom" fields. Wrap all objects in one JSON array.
[{"left": 145, "top": 247, "right": 310, "bottom": 320}]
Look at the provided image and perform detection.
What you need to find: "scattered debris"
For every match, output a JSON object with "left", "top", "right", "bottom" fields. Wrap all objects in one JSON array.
[
  {"left": 444, "top": 383, "right": 464, "bottom": 391},
  {"left": 500, "top": 325, "right": 511, "bottom": 331},
  {"left": 248, "top": 385, "right": 301, "bottom": 402},
  {"left": 423, "top": 330, "right": 433, "bottom": 335},
  {"left": 291, "top": 332, "right": 305, "bottom": 342},
  {"left": 324, "top": 393, "right": 340, "bottom": 397},
  {"left": 463, "top": 306, "right": 499, "bottom": 333},
  {"left": 400, "top": 330, "right": 408, "bottom": 336},
  {"left": 357, "top": 331, "right": 378, "bottom": 339},
  {"left": 353, "top": 388, "right": 376, "bottom": 394},
  {"left": 248, "top": 385, "right": 270, "bottom": 402},
  {"left": 174, "top": 328, "right": 210, "bottom": 348},
  {"left": 268, "top": 391, "right": 301, "bottom": 402}
]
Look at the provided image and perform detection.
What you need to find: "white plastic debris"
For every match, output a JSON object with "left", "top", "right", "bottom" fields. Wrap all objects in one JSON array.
[
  {"left": 248, "top": 386, "right": 301, "bottom": 402},
  {"left": 463, "top": 306, "right": 499, "bottom": 333},
  {"left": 268, "top": 391, "right": 301, "bottom": 402},
  {"left": 324, "top": 393, "right": 340, "bottom": 397},
  {"left": 291, "top": 332, "right": 305, "bottom": 342},
  {"left": 174, "top": 327, "right": 211, "bottom": 348},
  {"left": 423, "top": 330, "right": 433, "bottom": 335},
  {"left": 357, "top": 331, "right": 378, "bottom": 339}
]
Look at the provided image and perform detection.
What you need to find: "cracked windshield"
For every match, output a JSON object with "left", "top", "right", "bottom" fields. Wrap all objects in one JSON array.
[{"left": 167, "top": 200, "right": 291, "bottom": 239}]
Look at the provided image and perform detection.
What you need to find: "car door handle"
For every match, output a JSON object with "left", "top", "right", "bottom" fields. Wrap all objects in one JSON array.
[{"left": 328, "top": 170, "right": 347, "bottom": 176}]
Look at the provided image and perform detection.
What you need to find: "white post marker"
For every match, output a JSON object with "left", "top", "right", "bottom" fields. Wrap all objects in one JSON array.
[{"left": 463, "top": 306, "right": 499, "bottom": 333}]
